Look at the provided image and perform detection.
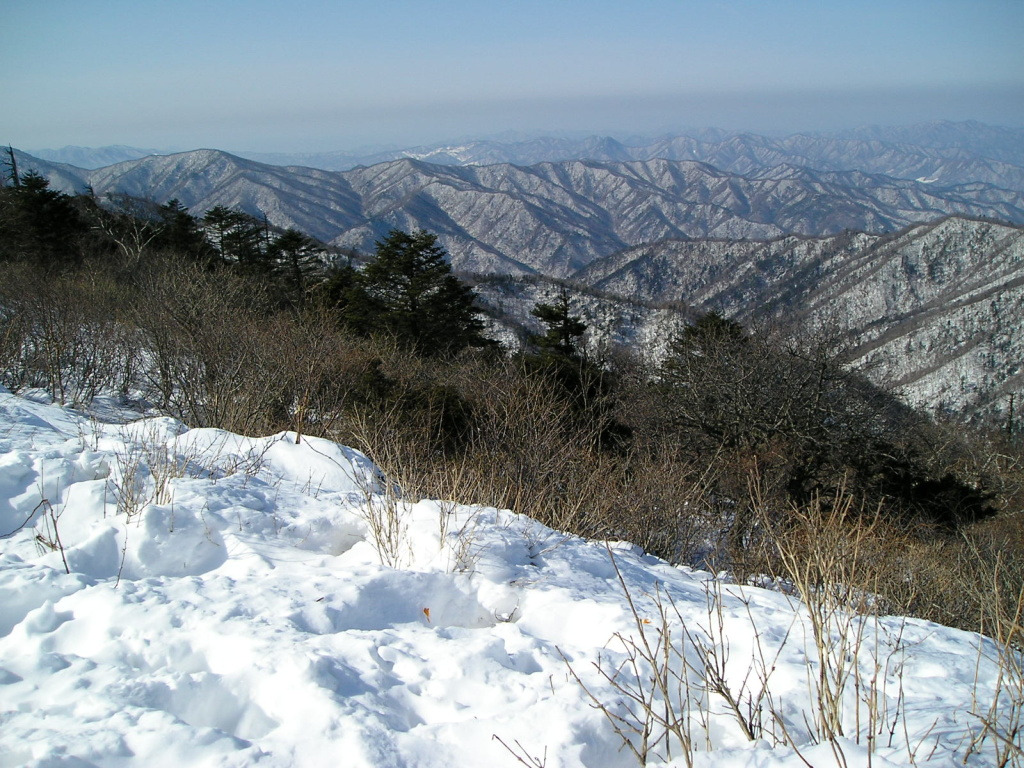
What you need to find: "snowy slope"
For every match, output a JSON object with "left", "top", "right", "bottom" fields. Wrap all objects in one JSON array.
[
  {"left": 0, "top": 388, "right": 1017, "bottom": 767},
  {"left": 577, "top": 217, "right": 1024, "bottom": 417}
]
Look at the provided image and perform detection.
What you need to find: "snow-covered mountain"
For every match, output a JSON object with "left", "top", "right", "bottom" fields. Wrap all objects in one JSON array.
[
  {"left": 835, "top": 120, "right": 1024, "bottom": 167},
  {"left": 0, "top": 388, "right": 1018, "bottom": 767},
  {"left": 27, "top": 144, "right": 166, "bottom": 169},
  {"left": 14, "top": 148, "right": 1024, "bottom": 278},
  {"left": 569, "top": 217, "right": 1024, "bottom": 417},
  {"left": 22, "top": 121, "right": 1024, "bottom": 187},
  {"left": 240, "top": 134, "right": 638, "bottom": 172},
  {"left": 6, "top": 150, "right": 96, "bottom": 195},
  {"left": 472, "top": 273, "right": 695, "bottom": 361},
  {"left": 234, "top": 121, "right": 1024, "bottom": 192}
]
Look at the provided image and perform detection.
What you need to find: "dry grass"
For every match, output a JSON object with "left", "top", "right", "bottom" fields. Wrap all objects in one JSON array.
[{"left": 561, "top": 486, "right": 1024, "bottom": 766}]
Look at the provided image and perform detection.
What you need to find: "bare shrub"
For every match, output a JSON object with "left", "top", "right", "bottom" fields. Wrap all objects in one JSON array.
[
  {"left": 265, "top": 308, "right": 374, "bottom": 443},
  {"left": 128, "top": 257, "right": 294, "bottom": 435},
  {"left": 761, "top": 487, "right": 888, "bottom": 749},
  {"left": 963, "top": 529, "right": 1024, "bottom": 768},
  {"left": 32, "top": 497, "right": 70, "bottom": 574},
  {"left": 110, "top": 422, "right": 194, "bottom": 520},
  {"left": 333, "top": 348, "right": 735, "bottom": 568},
  {"left": 351, "top": 465, "right": 409, "bottom": 569},
  {"left": 0, "top": 263, "right": 141, "bottom": 404},
  {"left": 460, "top": 360, "right": 579, "bottom": 520},
  {"left": 492, "top": 735, "right": 548, "bottom": 768},
  {"left": 91, "top": 193, "right": 163, "bottom": 270},
  {"left": 748, "top": 482, "right": 1024, "bottom": 765},
  {"left": 564, "top": 555, "right": 700, "bottom": 766},
  {"left": 563, "top": 548, "right": 799, "bottom": 766},
  {"left": 0, "top": 291, "right": 30, "bottom": 390}
]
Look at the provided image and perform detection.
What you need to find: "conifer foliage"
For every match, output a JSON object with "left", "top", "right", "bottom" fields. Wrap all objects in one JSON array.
[
  {"left": 350, "top": 229, "right": 491, "bottom": 357},
  {"left": 269, "top": 228, "right": 321, "bottom": 309},
  {"left": 658, "top": 311, "right": 994, "bottom": 526},
  {"left": 529, "top": 286, "right": 587, "bottom": 361},
  {"left": 0, "top": 171, "right": 88, "bottom": 269},
  {"left": 525, "top": 286, "right": 626, "bottom": 448}
]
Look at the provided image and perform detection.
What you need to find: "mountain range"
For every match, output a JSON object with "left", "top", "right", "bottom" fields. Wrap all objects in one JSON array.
[
  {"left": 30, "top": 121, "right": 1024, "bottom": 190},
  {"left": 482, "top": 216, "right": 1023, "bottom": 418},
  {"left": 13, "top": 146, "right": 1024, "bottom": 278},
  {"left": 26, "top": 144, "right": 165, "bottom": 169},
  {"left": 10, "top": 122, "right": 1024, "bottom": 419},
  {"left": 243, "top": 121, "right": 1024, "bottom": 193}
]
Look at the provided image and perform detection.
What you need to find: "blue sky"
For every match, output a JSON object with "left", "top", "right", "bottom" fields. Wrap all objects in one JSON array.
[{"left": 4, "top": 0, "right": 1022, "bottom": 153}]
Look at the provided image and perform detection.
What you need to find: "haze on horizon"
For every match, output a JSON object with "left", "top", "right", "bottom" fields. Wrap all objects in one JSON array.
[{"left": 4, "top": 0, "right": 1023, "bottom": 156}]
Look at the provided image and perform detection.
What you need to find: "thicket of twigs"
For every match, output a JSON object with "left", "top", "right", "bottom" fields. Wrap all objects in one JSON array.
[{"left": 1, "top": 249, "right": 1021, "bottom": 648}]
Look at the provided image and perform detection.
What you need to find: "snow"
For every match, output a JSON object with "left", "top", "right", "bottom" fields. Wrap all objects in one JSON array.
[{"left": 0, "top": 386, "right": 1018, "bottom": 767}]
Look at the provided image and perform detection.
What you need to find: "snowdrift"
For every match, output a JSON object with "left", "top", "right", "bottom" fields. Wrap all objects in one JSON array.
[{"left": 0, "top": 387, "right": 1017, "bottom": 767}]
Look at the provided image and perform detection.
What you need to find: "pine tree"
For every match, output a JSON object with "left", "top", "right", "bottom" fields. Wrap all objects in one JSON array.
[
  {"left": 269, "top": 228, "right": 323, "bottom": 309},
  {"left": 529, "top": 286, "right": 587, "bottom": 361},
  {"left": 0, "top": 171, "right": 87, "bottom": 268},
  {"left": 356, "top": 229, "right": 493, "bottom": 356},
  {"left": 201, "top": 205, "right": 237, "bottom": 258},
  {"left": 155, "top": 199, "right": 215, "bottom": 263},
  {"left": 202, "top": 206, "right": 270, "bottom": 275},
  {"left": 524, "top": 287, "right": 627, "bottom": 447}
]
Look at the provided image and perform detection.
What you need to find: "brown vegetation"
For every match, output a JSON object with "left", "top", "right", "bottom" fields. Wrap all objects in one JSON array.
[{"left": 0, "top": 220, "right": 1021, "bottom": 646}]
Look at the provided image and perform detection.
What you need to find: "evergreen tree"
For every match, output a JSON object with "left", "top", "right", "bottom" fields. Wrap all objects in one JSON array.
[
  {"left": 356, "top": 229, "right": 492, "bottom": 356},
  {"left": 525, "top": 287, "right": 627, "bottom": 448},
  {"left": 659, "top": 311, "right": 994, "bottom": 526},
  {"left": 529, "top": 286, "right": 587, "bottom": 361},
  {"left": 313, "top": 263, "right": 370, "bottom": 330},
  {"left": 0, "top": 171, "right": 87, "bottom": 269},
  {"left": 269, "top": 228, "right": 323, "bottom": 309},
  {"left": 677, "top": 309, "right": 746, "bottom": 349},
  {"left": 202, "top": 205, "right": 237, "bottom": 259},
  {"left": 202, "top": 206, "right": 270, "bottom": 275},
  {"left": 155, "top": 199, "right": 215, "bottom": 263}
]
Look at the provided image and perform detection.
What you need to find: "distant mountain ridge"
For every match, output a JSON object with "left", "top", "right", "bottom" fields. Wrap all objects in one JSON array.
[
  {"left": 26, "top": 145, "right": 167, "bottom": 169},
  {"left": 26, "top": 121, "right": 1024, "bottom": 190},
  {"left": 232, "top": 121, "right": 1024, "bottom": 192},
  {"left": 13, "top": 148, "right": 1024, "bottom": 278},
  {"left": 7, "top": 125, "right": 1024, "bottom": 419}
]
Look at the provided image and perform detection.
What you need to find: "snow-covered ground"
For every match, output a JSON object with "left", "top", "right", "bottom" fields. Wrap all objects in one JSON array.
[{"left": 0, "top": 387, "right": 1018, "bottom": 767}]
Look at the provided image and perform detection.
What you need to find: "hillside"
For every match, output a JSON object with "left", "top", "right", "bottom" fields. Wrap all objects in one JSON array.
[
  {"left": 1, "top": 388, "right": 1018, "bottom": 767},
  {"left": 571, "top": 217, "right": 1024, "bottom": 416},
  {"left": 9, "top": 127, "right": 1024, "bottom": 419}
]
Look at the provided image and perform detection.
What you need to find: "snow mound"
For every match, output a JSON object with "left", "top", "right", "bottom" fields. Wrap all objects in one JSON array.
[{"left": 0, "top": 389, "right": 1017, "bottom": 767}]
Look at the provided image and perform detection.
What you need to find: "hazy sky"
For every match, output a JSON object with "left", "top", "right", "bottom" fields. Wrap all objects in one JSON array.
[{"left": 4, "top": 0, "right": 1023, "bottom": 153}]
